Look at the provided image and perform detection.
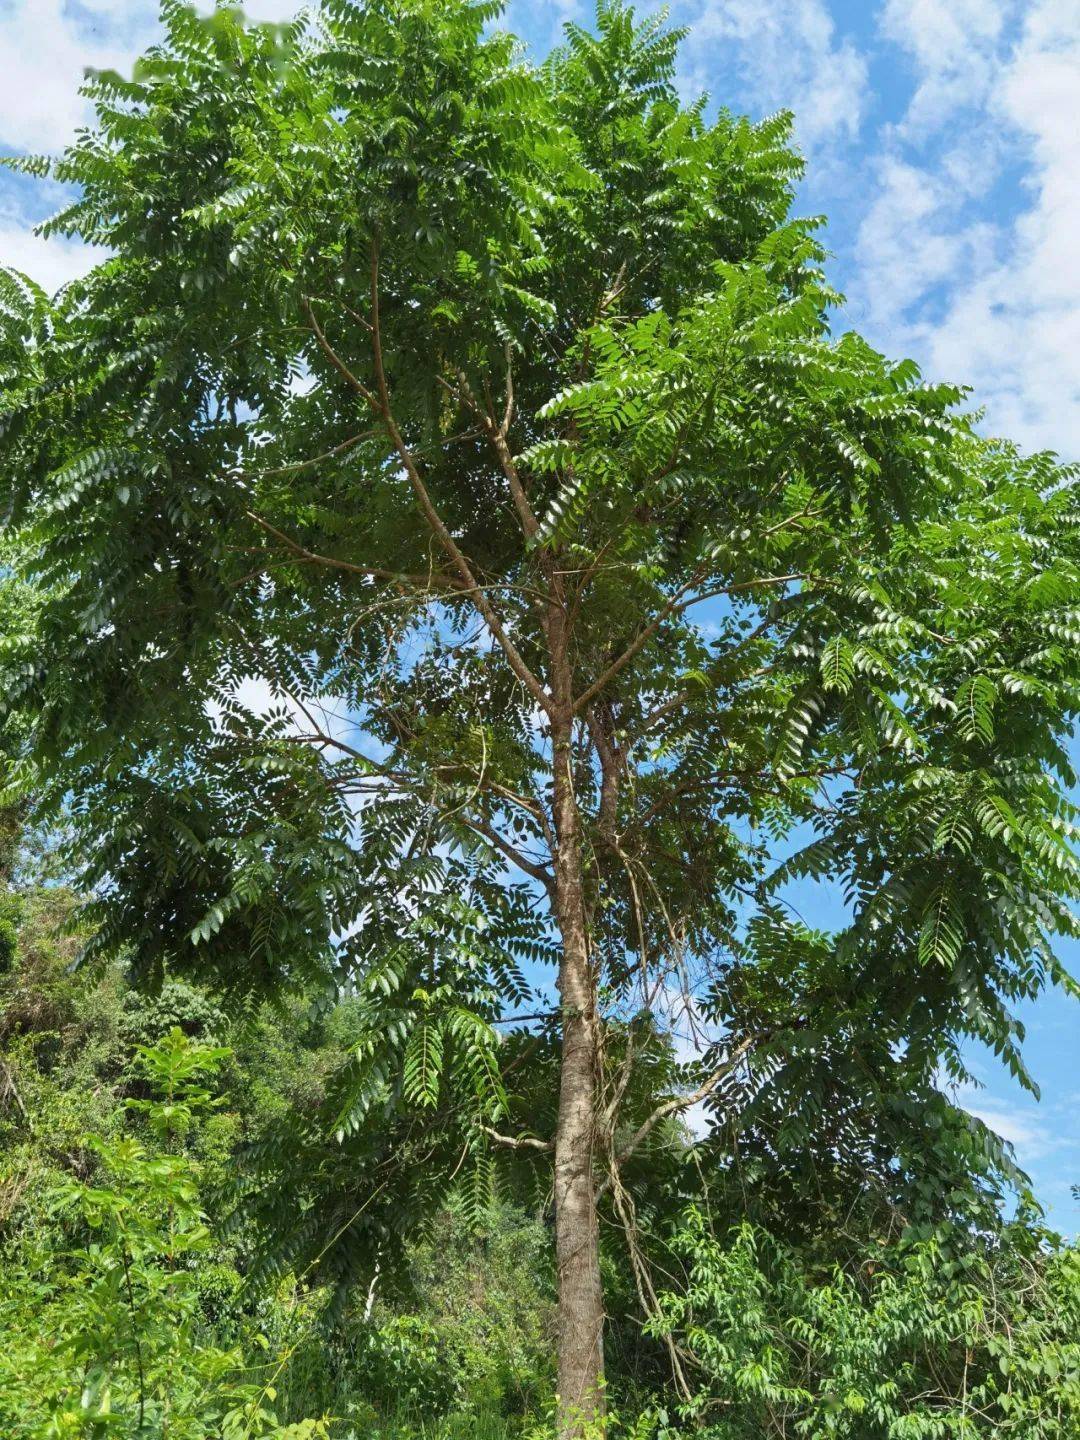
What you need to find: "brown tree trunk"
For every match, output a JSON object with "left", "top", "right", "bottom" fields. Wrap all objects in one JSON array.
[{"left": 550, "top": 710, "right": 605, "bottom": 1437}]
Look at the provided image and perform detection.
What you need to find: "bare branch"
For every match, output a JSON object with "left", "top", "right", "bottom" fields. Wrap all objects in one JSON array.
[
  {"left": 302, "top": 295, "right": 379, "bottom": 410},
  {"left": 455, "top": 812, "right": 555, "bottom": 894},
  {"left": 491, "top": 1011, "right": 558, "bottom": 1026},
  {"left": 451, "top": 365, "right": 541, "bottom": 542},
  {"left": 597, "top": 1034, "right": 758, "bottom": 1195},
  {"left": 0, "top": 1058, "right": 30, "bottom": 1128},
  {"left": 607, "top": 1155, "right": 694, "bottom": 1403},
  {"left": 573, "top": 572, "right": 809, "bottom": 715},
  {"left": 500, "top": 340, "right": 515, "bottom": 436},
  {"left": 479, "top": 1125, "right": 554, "bottom": 1153},
  {"left": 572, "top": 569, "right": 706, "bottom": 714},
  {"left": 245, "top": 510, "right": 464, "bottom": 591},
  {"left": 255, "top": 429, "right": 376, "bottom": 479},
  {"left": 585, "top": 705, "right": 622, "bottom": 845}
]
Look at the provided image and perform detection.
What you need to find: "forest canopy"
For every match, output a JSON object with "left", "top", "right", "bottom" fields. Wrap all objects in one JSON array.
[{"left": 1, "top": 1, "right": 1079, "bottom": 1436}]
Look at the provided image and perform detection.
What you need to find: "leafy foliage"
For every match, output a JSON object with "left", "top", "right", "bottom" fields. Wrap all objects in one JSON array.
[
  {"left": 0, "top": 0, "right": 1078, "bottom": 1422},
  {"left": 0, "top": 1025, "right": 327, "bottom": 1439},
  {"left": 651, "top": 1206, "right": 1080, "bottom": 1438},
  {"left": 1, "top": 873, "right": 1078, "bottom": 1438}
]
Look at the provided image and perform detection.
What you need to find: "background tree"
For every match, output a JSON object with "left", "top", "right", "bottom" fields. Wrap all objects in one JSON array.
[{"left": 2, "top": 2, "right": 1079, "bottom": 1433}]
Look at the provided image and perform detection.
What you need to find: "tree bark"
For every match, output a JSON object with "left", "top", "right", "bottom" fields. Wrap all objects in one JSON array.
[{"left": 550, "top": 708, "right": 605, "bottom": 1437}]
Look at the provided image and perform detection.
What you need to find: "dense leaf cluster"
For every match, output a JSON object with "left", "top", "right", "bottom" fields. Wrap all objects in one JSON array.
[{"left": 0, "top": 1, "right": 1078, "bottom": 1422}]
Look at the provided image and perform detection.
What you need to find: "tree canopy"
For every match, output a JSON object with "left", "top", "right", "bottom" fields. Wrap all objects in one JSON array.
[{"left": 1, "top": 1, "right": 1078, "bottom": 1432}]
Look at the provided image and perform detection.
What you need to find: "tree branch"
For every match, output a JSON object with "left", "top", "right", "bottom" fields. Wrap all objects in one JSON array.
[
  {"left": 0, "top": 1057, "right": 30, "bottom": 1128},
  {"left": 245, "top": 510, "right": 464, "bottom": 592},
  {"left": 302, "top": 295, "right": 380, "bottom": 410},
  {"left": 363, "top": 240, "right": 555, "bottom": 718},
  {"left": 455, "top": 812, "right": 555, "bottom": 893},
  {"left": 444, "top": 365, "right": 541, "bottom": 543},
  {"left": 254, "top": 428, "right": 376, "bottom": 479},
  {"left": 491, "top": 1011, "right": 558, "bottom": 1026},
  {"left": 596, "top": 1034, "right": 758, "bottom": 1196},
  {"left": 479, "top": 1125, "right": 554, "bottom": 1152},
  {"left": 572, "top": 570, "right": 706, "bottom": 714},
  {"left": 573, "top": 573, "right": 809, "bottom": 715}
]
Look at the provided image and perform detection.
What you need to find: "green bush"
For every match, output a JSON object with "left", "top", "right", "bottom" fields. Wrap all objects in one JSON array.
[
  {"left": 649, "top": 1206, "right": 1080, "bottom": 1438},
  {"left": 0, "top": 1028, "right": 327, "bottom": 1440}
]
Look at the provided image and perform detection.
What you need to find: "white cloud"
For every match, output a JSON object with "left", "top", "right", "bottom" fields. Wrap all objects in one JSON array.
[
  {"left": 0, "top": 0, "right": 140, "bottom": 154},
  {"left": 880, "top": 0, "right": 1017, "bottom": 132},
  {"left": 220, "top": 674, "right": 360, "bottom": 752},
  {"left": 680, "top": 0, "right": 869, "bottom": 149},
  {"left": 852, "top": 156, "right": 998, "bottom": 334},
  {"left": 505, "top": 0, "right": 585, "bottom": 52},
  {"left": 0, "top": 207, "right": 104, "bottom": 293},
  {"left": 0, "top": 0, "right": 311, "bottom": 290},
  {"left": 855, "top": 0, "right": 1080, "bottom": 459},
  {"left": 882, "top": 0, "right": 1012, "bottom": 69},
  {"left": 963, "top": 1097, "right": 1057, "bottom": 1160},
  {"left": 0, "top": 0, "right": 309, "bottom": 156},
  {"left": 194, "top": 0, "right": 313, "bottom": 19},
  {"left": 925, "top": 7, "right": 1080, "bottom": 455},
  {"left": 647, "top": 981, "right": 728, "bottom": 1140}
]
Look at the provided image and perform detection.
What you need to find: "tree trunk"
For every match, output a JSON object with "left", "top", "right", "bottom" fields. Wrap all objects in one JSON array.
[{"left": 551, "top": 714, "right": 605, "bottom": 1437}]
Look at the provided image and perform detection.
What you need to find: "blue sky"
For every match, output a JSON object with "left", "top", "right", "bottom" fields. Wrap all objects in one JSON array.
[{"left": 2, "top": 0, "right": 1078, "bottom": 1227}]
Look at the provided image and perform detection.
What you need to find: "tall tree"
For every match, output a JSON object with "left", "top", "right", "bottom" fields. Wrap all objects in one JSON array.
[{"left": 2, "top": 3, "right": 1078, "bottom": 1431}]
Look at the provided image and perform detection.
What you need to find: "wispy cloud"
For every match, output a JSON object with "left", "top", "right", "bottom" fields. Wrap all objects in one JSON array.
[
  {"left": 879, "top": 0, "right": 1018, "bottom": 132},
  {"left": 0, "top": 0, "right": 156, "bottom": 155},
  {"left": 0, "top": 202, "right": 104, "bottom": 294},
  {"left": 855, "top": 0, "right": 1080, "bottom": 456},
  {"left": 0, "top": 0, "right": 310, "bottom": 155},
  {"left": 961, "top": 1095, "right": 1059, "bottom": 1162},
  {"left": 679, "top": 0, "right": 869, "bottom": 150},
  {"left": 0, "top": 0, "right": 312, "bottom": 293},
  {"left": 505, "top": 0, "right": 586, "bottom": 52}
]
